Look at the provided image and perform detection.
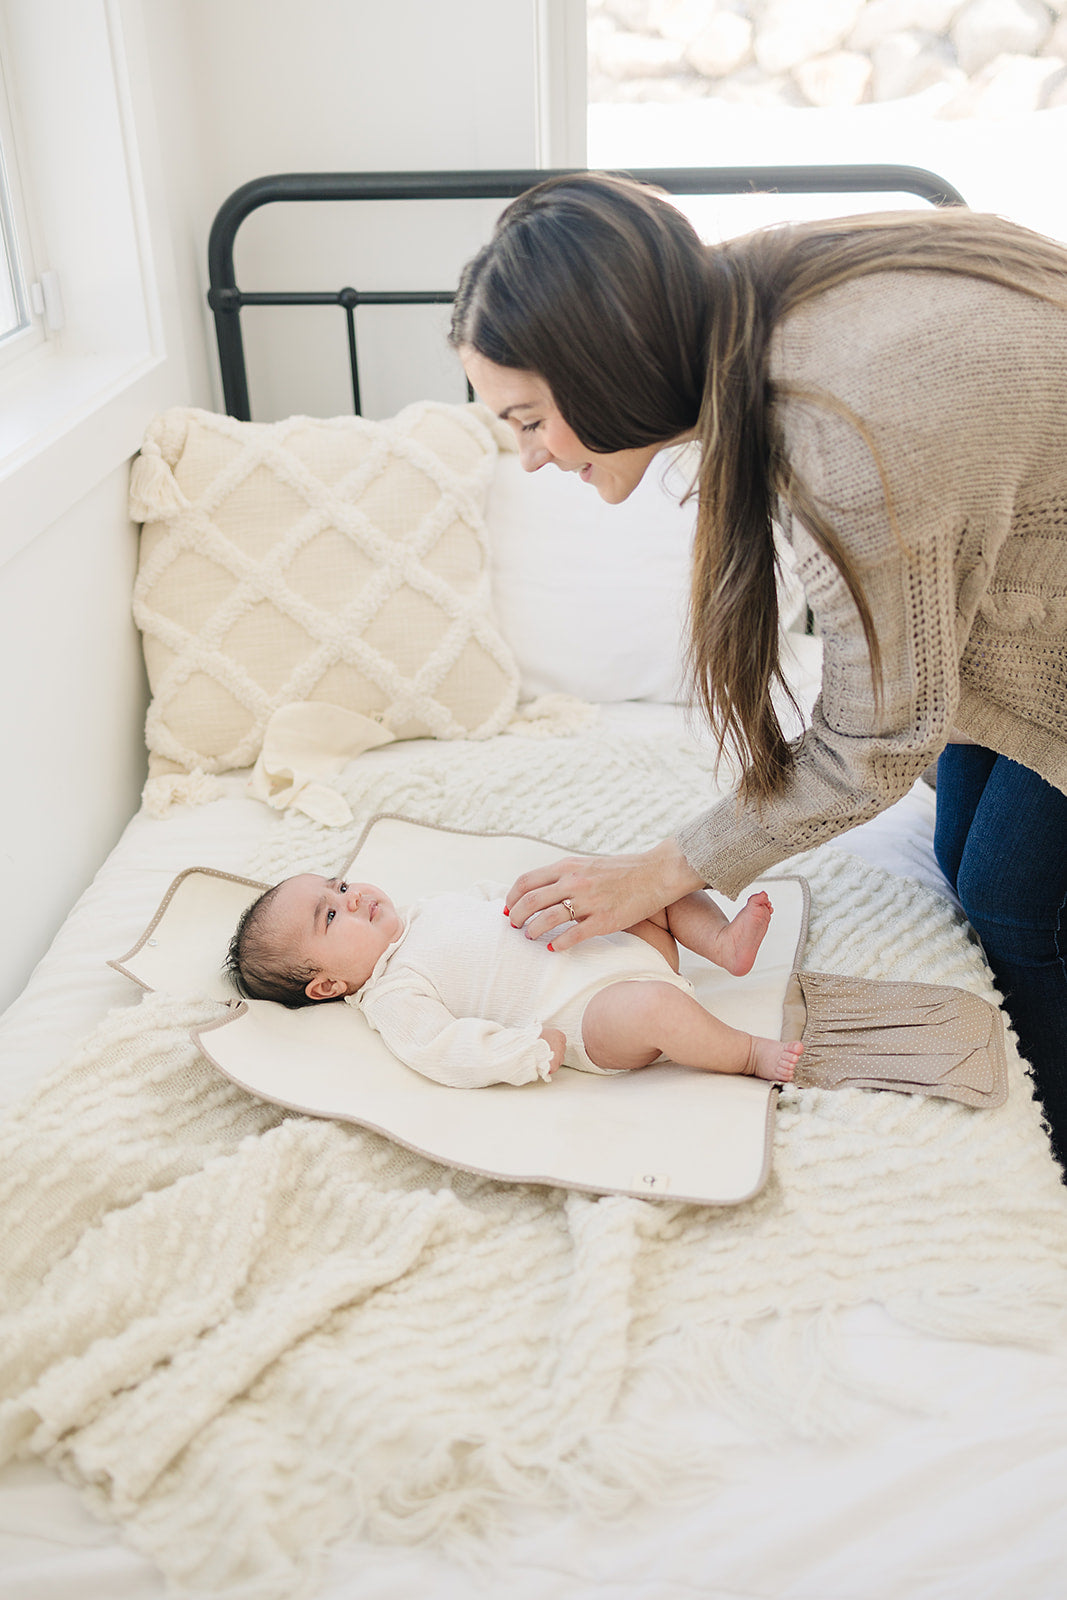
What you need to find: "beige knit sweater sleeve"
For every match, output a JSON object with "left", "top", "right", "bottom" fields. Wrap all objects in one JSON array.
[{"left": 676, "top": 271, "right": 1042, "bottom": 897}]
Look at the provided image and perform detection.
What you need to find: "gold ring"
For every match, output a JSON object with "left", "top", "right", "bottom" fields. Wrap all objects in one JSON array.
[{"left": 562, "top": 898, "right": 576, "bottom": 920}]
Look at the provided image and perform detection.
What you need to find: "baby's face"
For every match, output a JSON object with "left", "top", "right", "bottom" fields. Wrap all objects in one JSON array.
[{"left": 269, "top": 875, "right": 403, "bottom": 997}]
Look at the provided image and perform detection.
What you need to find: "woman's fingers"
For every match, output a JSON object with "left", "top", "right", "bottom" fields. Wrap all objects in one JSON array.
[
  {"left": 503, "top": 865, "right": 550, "bottom": 919},
  {"left": 523, "top": 902, "right": 586, "bottom": 944},
  {"left": 506, "top": 857, "right": 594, "bottom": 937},
  {"left": 505, "top": 841, "right": 706, "bottom": 949},
  {"left": 542, "top": 913, "right": 601, "bottom": 952}
]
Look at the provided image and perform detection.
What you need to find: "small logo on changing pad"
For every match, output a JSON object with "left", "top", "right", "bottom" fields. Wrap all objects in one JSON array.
[{"left": 633, "top": 1172, "right": 671, "bottom": 1192}]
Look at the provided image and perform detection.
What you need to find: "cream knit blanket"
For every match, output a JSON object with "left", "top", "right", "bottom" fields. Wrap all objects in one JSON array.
[{"left": 2, "top": 722, "right": 1066, "bottom": 1600}]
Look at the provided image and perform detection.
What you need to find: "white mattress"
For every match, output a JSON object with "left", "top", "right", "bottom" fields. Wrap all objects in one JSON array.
[{"left": 1, "top": 702, "right": 1064, "bottom": 1600}]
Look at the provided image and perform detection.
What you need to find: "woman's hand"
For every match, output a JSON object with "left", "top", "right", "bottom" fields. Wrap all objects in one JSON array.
[{"left": 507, "top": 838, "right": 706, "bottom": 951}]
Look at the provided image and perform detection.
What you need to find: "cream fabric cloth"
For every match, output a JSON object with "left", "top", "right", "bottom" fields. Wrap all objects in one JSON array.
[
  {"left": 248, "top": 702, "right": 396, "bottom": 824},
  {"left": 246, "top": 698, "right": 600, "bottom": 825}
]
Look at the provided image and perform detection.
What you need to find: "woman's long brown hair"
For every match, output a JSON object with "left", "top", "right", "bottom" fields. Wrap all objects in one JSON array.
[{"left": 451, "top": 173, "right": 1067, "bottom": 804}]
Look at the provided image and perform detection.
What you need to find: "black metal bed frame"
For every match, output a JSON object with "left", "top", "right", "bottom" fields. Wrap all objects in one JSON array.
[{"left": 207, "top": 165, "right": 965, "bottom": 422}]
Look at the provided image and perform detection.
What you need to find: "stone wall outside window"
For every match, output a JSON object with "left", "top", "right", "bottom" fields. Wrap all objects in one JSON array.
[{"left": 589, "top": 0, "right": 1067, "bottom": 116}]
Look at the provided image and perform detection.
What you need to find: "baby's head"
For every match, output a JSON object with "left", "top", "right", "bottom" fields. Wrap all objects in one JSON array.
[{"left": 225, "top": 874, "right": 403, "bottom": 1008}]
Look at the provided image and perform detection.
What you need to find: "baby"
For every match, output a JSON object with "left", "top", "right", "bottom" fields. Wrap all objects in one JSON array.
[{"left": 226, "top": 875, "right": 804, "bottom": 1089}]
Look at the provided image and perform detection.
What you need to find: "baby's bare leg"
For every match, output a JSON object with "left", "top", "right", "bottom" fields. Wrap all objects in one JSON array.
[
  {"left": 663, "top": 889, "right": 773, "bottom": 977},
  {"left": 624, "top": 910, "right": 680, "bottom": 971},
  {"left": 581, "top": 980, "right": 802, "bottom": 1082}
]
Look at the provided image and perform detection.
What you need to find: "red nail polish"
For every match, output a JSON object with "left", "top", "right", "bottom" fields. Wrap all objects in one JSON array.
[
  {"left": 547, "top": 943, "right": 554, "bottom": 952},
  {"left": 503, "top": 906, "right": 510, "bottom": 916}
]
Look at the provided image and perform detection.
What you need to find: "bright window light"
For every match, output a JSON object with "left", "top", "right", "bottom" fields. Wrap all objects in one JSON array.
[
  {"left": 0, "top": 144, "right": 28, "bottom": 344},
  {"left": 0, "top": 44, "right": 40, "bottom": 368}
]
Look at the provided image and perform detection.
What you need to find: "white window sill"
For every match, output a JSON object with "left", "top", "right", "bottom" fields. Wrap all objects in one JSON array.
[{"left": 0, "top": 342, "right": 181, "bottom": 568}]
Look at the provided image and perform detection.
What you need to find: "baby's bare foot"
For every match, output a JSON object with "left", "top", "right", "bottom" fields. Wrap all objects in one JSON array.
[
  {"left": 716, "top": 891, "right": 774, "bottom": 976},
  {"left": 744, "top": 1036, "right": 803, "bottom": 1083}
]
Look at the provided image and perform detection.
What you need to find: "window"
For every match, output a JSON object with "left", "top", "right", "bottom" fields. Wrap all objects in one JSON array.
[
  {"left": 0, "top": 154, "right": 23, "bottom": 343},
  {"left": 586, "top": 3, "right": 1067, "bottom": 247},
  {"left": 0, "top": 45, "right": 43, "bottom": 369},
  {"left": 0, "top": 0, "right": 193, "bottom": 566}
]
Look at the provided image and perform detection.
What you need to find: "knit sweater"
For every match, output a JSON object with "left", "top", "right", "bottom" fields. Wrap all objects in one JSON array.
[{"left": 677, "top": 269, "right": 1067, "bottom": 898}]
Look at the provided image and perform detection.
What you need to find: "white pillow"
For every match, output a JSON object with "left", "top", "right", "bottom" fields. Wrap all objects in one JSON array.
[
  {"left": 486, "top": 447, "right": 697, "bottom": 703},
  {"left": 486, "top": 445, "right": 808, "bottom": 705}
]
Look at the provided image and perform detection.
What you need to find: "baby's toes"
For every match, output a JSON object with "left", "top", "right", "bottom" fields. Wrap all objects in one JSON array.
[{"left": 783, "top": 1041, "right": 804, "bottom": 1074}]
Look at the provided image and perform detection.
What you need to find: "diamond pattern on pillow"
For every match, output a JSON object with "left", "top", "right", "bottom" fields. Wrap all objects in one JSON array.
[{"left": 130, "top": 403, "right": 519, "bottom": 778}]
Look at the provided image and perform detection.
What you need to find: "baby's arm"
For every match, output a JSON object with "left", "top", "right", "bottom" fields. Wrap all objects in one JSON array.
[{"left": 360, "top": 974, "right": 557, "bottom": 1087}]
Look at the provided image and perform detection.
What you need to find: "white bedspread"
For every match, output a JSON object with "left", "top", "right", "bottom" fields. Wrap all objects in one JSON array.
[{"left": 1, "top": 704, "right": 1065, "bottom": 1600}]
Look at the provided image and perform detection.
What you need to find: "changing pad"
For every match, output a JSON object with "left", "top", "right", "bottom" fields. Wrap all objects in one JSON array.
[{"left": 112, "top": 816, "right": 810, "bottom": 1205}]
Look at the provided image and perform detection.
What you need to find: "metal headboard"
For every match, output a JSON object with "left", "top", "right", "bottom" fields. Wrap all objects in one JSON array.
[{"left": 207, "top": 165, "right": 966, "bottom": 422}]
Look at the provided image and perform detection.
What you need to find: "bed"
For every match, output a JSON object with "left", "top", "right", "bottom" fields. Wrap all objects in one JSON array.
[{"left": 1, "top": 165, "right": 1065, "bottom": 1600}]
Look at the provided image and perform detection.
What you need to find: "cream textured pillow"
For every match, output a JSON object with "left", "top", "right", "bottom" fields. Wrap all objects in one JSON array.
[{"left": 129, "top": 403, "right": 520, "bottom": 781}]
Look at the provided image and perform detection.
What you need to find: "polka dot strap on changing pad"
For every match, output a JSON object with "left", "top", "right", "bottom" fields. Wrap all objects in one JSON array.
[{"left": 785, "top": 968, "right": 1008, "bottom": 1107}]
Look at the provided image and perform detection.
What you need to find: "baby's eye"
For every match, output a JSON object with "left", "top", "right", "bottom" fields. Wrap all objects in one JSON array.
[
  {"left": 338, "top": 882, "right": 348, "bottom": 893},
  {"left": 326, "top": 908, "right": 335, "bottom": 926}
]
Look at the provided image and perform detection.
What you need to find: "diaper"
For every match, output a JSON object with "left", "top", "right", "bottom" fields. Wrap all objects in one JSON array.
[{"left": 553, "top": 957, "right": 696, "bottom": 1076}]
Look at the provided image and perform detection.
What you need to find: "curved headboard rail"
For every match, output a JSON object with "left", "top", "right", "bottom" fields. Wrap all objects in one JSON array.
[{"left": 206, "top": 164, "right": 966, "bottom": 421}]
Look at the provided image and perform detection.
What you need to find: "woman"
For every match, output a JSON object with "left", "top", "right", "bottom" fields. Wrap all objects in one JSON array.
[{"left": 450, "top": 172, "right": 1067, "bottom": 1172}]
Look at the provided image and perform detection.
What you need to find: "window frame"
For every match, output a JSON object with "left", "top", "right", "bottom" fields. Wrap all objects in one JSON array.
[
  {"left": 0, "top": 36, "right": 43, "bottom": 370},
  {"left": 0, "top": 0, "right": 194, "bottom": 568}
]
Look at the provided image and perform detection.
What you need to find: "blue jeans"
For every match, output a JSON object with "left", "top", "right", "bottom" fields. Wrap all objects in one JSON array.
[{"left": 934, "top": 744, "right": 1067, "bottom": 1174}]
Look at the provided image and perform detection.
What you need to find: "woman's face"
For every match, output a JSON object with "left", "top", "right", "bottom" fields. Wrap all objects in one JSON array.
[{"left": 461, "top": 348, "right": 667, "bottom": 505}]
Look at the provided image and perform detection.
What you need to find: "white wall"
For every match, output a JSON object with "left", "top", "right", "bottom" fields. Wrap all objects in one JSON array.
[
  {"left": 0, "top": 0, "right": 214, "bottom": 1014},
  {"left": 182, "top": 0, "right": 542, "bottom": 189},
  {"left": 0, "top": 465, "right": 148, "bottom": 1002},
  {"left": 1, "top": 0, "right": 556, "bottom": 1013},
  {"left": 169, "top": 0, "right": 553, "bottom": 421}
]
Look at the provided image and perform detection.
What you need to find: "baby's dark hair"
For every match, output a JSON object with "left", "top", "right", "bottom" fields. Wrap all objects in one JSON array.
[{"left": 225, "top": 883, "right": 321, "bottom": 1009}]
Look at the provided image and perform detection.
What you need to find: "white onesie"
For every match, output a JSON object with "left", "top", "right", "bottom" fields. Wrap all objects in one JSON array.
[{"left": 348, "top": 883, "right": 695, "bottom": 1088}]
